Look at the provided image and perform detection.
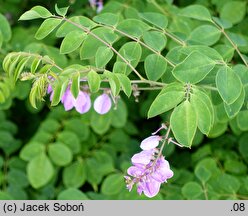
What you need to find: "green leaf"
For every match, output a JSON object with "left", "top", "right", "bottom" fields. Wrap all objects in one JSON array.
[
  {"left": 95, "top": 46, "right": 114, "bottom": 68},
  {"left": 148, "top": 82, "right": 185, "bottom": 118},
  {"left": 57, "top": 131, "right": 81, "bottom": 154},
  {"left": 172, "top": 51, "right": 216, "bottom": 84},
  {"left": 0, "top": 191, "right": 13, "bottom": 200},
  {"left": 60, "top": 31, "right": 86, "bottom": 54},
  {"left": 104, "top": 71, "right": 121, "bottom": 96},
  {"left": 224, "top": 160, "right": 247, "bottom": 175},
  {"left": 56, "top": 16, "right": 97, "bottom": 38},
  {"left": 111, "top": 100, "right": 127, "bottom": 128},
  {"left": 220, "top": 1, "right": 247, "bottom": 25},
  {"left": 20, "top": 142, "right": 45, "bottom": 161},
  {"left": 216, "top": 66, "right": 242, "bottom": 105},
  {"left": 71, "top": 72, "right": 80, "bottom": 99},
  {"left": 86, "top": 158, "right": 103, "bottom": 187},
  {"left": 63, "top": 160, "right": 86, "bottom": 188},
  {"left": 57, "top": 188, "right": 88, "bottom": 200},
  {"left": 64, "top": 118, "right": 90, "bottom": 142},
  {"left": 8, "top": 169, "right": 29, "bottom": 188},
  {"left": 191, "top": 92, "right": 213, "bottom": 135},
  {"left": 195, "top": 166, "right": 211, "bottom": 183},
  {"left": 87, "top": 71, "right": 101, "bottom": 93},
  {"left": 0, "top": 32, "right": 2, "bottom": 49},
  {"left": 116, "top": 19, "right": 150, "bottom": 38},
  {"left": 224, "top": 87, "right": 245, "bottom": 118},
  {"left": 179, "top": 4, "right": 212, "bottom": 21},
  {"left": 117, "top": 42, "right": 142, "bottom": 75},
  {"left": 0, "top": 14, "right": 11, "bottom": 42},
  {"left": 115, "top": 73, "right": 132, "bottom": 97},
  {"left": 31, "top": 58, "right": 41, "bottom": 73},
  {"left": 214, "top": 45, "right": 234, "bottom": 62},
  {"left": 93, "top": 151, "right": 115, "bottom": 176},
  {"left": 143, "top": 31, "right": 167, "bottom": 52},
  {"left": 189, "top": 25, "right": 221, "bottom": 46},
  {"left": 182, "top": 181, "right": 204, "bottom": 199},
  {"left": 170, "top": 100, "right": 197, "bottom": 147},
  {"left": 48, "top": 143, "right": 73, "bottom": 166},
  {"left": 113, "top": 62, "right": 127, "bottom": 74},
  {"left": 27, "top": 153, "right": 54, "bottom": 189},
  {"left": 144, "top": 54, "right": 167, "bottom": 81},
  {"left": 101, "top": 173, "right": 124, "bottom": 195},
  {"left": 90, "top": 111, "right": 112, "bottom": 135},
  {"left": 19, "top": 6, "right": 52, "bottom": 20},
  {"left": 139, "top": 12, "right": 168, "bottom": 29},
  {"left": 237, "top": 110, "right": 248, "bottom": 131},
  {"left": 80, "top": 27, "right": 118, "bottom": 59},
  {"left": 55, "top": 4, "right": 69, "bottom": 17},
  {"left": 51, "top": 79, "right": 69, "bottom": 106},
  {"left": 208, "top": 122, "right": 228, "bottom": 138},
  {"left": 13, "top": 57, "right": 29, "bottom": 82},
  {"left": 239, "top": 133, "right": 248, "bottom": 161},
  {"left": 35, "top": 18, "right": 62, "bottom": 40},
  {"left": 93, "top": 13, "right": 120, "bottom": 26},
  {"left": 215, "top": 174, "right": 240, "bottom": 193}
]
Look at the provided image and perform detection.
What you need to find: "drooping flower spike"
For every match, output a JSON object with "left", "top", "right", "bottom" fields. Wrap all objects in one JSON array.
[{"left": 125, "top": 125, "right": 174, "bottom": 198}]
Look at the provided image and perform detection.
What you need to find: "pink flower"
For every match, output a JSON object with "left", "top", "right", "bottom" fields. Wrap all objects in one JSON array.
[
  {"left": 126, "top": 155, "right": 173, "bottom": 198},
  {"left": 47, "top": 85, "right": 91, "bottom": 114},
  {"left": 61, "top": 87, "right": 91, "bottom": 114},
  {"left": 140, "top": 135, "right": 162, "bottom": 150},
  {"left": 93, "top": 93, "right": 112, "bottom": 114},
  {"left": 131, "top": 149, "right": 156, "bottom": 165},
  {"left": 125, "top": 127, "right": 174, "bottom": 198},
  {"left": 137, "top": 177, "right": 161, "bottom": 198}
]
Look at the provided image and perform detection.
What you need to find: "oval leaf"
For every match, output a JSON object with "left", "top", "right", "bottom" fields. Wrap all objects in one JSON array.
[
  {"left": 95, "top": 46, "right": 114, "bottom": 68},
  {"left": 179, "top": 5, "right": 212, "bottom": 21},
  {"left": 87, "top": 70, "right": 101, "bottom": 93},
  {"left": 148, "top": 83, "right": 185, "bottom": 118},
  {"left": 216, "top": 66, "right": 242, "bottom": 105},
  {"left": 60, "top": 31, "right": 86, "bottom": 54},
  {"left": 170, "top": 100, "right": 197, "bottom": 147},
  {"left": 145, "top": 54, "right": 167, "bottom": 81},
  {"left": 35, "top": 18, "right": 62, "bottom": 40},
  {"left": 27, "top": 153, "right": 54, "bottom": 189},
  {"left": 172, "top": 51, "right": 216, "bottom": 84}
]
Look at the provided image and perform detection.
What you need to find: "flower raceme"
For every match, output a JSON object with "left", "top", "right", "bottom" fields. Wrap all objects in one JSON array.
[
  {"left": 47, "top": 85, "right": 112, "bottom": 115},
  {"left": 125, "top": 129, "right": 174, "bottom": 198}
]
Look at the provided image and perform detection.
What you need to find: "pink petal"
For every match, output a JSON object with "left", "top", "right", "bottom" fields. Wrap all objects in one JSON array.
[
  {"left": 131, "top": 150, "right": 155, "bottom": 165},
  {"left": 62, "top": 88, "right": 74, "bottom": 111},
  {"left": 80, "top": 92, "right": 91, "bottom": 114},
  {"left": 152, "top": 157, "right": 174, "bottom": 182},
  {"left": 143, "top": 178, "right": 161, "bottom": 198},
  {"left": 73, "top": 91, "right": 87, "bottom": 113},
  {"left": 47, "top": 84, "right": 53, "bottom": 94},
  {"left": 93, "top": 93, "right": 112, "bottom": 115},
  {"left": 140, "top": 135, "right": 161, "bottom": 150},
  {"left": 127, "top": 166, "right": 145, "bottom": 177}
]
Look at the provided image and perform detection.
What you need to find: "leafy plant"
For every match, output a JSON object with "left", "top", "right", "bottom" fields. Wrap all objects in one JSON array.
[{"left": 0, "top": 0, "right": 248, "bottom": 199}]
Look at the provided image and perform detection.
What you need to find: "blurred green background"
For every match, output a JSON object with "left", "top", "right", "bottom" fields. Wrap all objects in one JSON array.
[{"left": 0, "top": 0, "right": 248, "bottom": 200}]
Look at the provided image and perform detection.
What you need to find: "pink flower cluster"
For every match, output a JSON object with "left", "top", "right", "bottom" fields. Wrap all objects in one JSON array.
[
  {"left": 125, "top": 135, "right": 173, "bottom": 198},
  {"left": 47, "top": 85, "right": 112, "bottom": 115}
]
